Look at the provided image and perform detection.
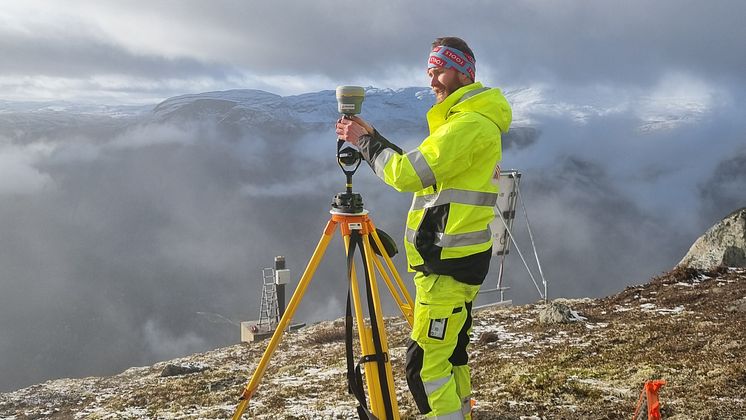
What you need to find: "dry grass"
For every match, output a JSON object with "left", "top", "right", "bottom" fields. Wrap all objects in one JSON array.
[{"left": 304, "top": 324, "right": 347, "bottom": 345}]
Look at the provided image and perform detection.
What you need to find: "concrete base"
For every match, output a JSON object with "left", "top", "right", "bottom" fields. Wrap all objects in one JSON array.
[{"left": 240, "top": 321, "right": 306, "bottom": 343}]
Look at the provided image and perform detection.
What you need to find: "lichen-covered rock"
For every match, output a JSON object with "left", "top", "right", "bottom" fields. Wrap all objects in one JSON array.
[
  {"left": 677, "top": 208, "right": 746, "bottom": 270},
  {"left": 538, "top": 301, "right": 573, "bottom": 324},
  {"left": 159, "top": 363, "right": 207, "bottom": 377}
]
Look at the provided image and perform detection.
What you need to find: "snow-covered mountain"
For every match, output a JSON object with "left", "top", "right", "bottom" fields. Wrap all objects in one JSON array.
[
  {"left": 0, "top": 83, "right": 715, "bottom": 136},
  {"left": 0, "top": 101, "right": 150, "bottom": 144},
  {"left": 0, "top": 100, "right": 151, "bottom": 116},
  {"left": 0, "top": 85, "right": 710, "bottom": 148},
  {"left": 149, "top": 87, "right": 435, "bottom": 136}
]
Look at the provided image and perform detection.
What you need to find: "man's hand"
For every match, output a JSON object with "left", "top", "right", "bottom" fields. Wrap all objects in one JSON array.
[{"left": 335, "top": 116, "right": 374, "bottom": 146}]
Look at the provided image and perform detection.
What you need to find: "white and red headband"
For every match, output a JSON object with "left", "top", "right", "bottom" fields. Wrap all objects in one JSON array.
[{"left": 428, "top": 46, "right": 476, "bottom": 80}]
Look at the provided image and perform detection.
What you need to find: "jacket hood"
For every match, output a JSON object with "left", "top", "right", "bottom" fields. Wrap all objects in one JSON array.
[{"left": 427, "top": 82, "right": 512, "bottom": 134}]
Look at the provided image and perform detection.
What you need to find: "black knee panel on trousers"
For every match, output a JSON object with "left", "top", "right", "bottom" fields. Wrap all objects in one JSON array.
[
  {"left": 405, "top": 339, "right": 431, "bottom": 414},
  {"left": 449, "top": 301, "right": 473, "bottom": 366}
]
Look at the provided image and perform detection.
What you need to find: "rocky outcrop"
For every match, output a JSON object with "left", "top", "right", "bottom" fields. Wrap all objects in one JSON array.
[{"left": 677, "top": 208, "right": 746, "bottom": 270}]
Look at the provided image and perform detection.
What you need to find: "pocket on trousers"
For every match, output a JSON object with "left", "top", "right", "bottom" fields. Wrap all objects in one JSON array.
[
  {"left": 411, "top": 301, "right": 466, "bottom": 346},
  {"left": 414, "top": 273, "right": 440, "bottom": 294}
]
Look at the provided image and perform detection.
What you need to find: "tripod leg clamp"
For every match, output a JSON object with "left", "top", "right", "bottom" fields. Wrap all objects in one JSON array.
[{"left": 359, "top": 352, "right": 389, "bottom": 365}]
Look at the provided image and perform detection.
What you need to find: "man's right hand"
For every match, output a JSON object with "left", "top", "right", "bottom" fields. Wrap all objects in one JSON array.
[{"left": 335, "top": 116, "right": 374, "bottom": 146}]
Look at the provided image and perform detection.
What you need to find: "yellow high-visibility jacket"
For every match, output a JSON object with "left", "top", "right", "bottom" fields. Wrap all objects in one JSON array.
[{"left": 358, "top": 82, "right": 512, "bottom": 285}]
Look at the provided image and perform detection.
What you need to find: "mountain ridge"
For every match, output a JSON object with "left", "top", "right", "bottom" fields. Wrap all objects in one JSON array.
[{"left": 0, "top": 85, "right": 704, "bottom": 148}]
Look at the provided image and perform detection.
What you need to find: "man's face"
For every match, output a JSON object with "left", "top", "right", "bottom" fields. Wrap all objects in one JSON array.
[{"left": 428, "top": 67, "right": 469, "bottom": 104}]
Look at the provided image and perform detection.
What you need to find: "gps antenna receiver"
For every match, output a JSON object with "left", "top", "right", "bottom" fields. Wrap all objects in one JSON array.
[{"left": 336, "top": 86, "right": 365, "bottom": 116}]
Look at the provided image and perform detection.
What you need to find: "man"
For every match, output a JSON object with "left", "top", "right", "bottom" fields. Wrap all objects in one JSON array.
[{"left": 335, "top": 36, "right": 511, "bottom": 419}]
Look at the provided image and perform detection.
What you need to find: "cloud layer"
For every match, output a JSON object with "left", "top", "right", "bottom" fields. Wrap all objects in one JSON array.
[{"left": 2, "top": 1, "right": 746, "bottom": 100}]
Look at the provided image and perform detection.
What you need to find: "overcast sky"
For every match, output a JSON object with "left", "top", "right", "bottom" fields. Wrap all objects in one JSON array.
[{"left": 1, "top": 0, "right": 745, "bottom": 103}]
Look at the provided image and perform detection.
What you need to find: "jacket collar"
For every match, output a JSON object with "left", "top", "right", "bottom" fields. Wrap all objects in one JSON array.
[{"left": 426, "top": 82, "right": 484, "bottom": 133}]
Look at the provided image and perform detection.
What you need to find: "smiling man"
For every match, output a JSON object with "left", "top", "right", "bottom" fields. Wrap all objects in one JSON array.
[{"left": 335, "top": 36, "right": 512, "bottom": 419}]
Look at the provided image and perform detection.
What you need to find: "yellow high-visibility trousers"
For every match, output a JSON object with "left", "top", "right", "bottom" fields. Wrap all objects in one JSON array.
[{"left": 406, "top": 273, "right": 480, "bottom": 419}]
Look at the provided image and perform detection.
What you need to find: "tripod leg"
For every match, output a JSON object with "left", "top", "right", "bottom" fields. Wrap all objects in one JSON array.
[
  {"left": 345, "top": 232, "right": 401, "bottom": 419},
  {"left": 344, "top": 235, "right": 387, "bottom": 417},
  {"left": 368, "top": 222, "right": 415, "bottom": 328},
  {"left": 361, "top": 232, "right": 401, "bottom": 419},
  {"left": 232, "top": 219, "right": 337, "bottom": 420}
]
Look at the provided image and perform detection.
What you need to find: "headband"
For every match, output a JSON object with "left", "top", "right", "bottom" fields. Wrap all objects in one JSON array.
[{"left": 428, "top": 46, "right": 476, "bottom": 80}]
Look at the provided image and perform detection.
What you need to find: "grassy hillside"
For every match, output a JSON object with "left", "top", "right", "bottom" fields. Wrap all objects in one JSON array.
[{"left": 2, "top": 267, "right": 744, "bottom": 419}]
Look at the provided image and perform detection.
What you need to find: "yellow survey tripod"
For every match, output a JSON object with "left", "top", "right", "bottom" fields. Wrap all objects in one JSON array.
[{"left": 231, "top": 140, "right": 415, "bottom": 419}]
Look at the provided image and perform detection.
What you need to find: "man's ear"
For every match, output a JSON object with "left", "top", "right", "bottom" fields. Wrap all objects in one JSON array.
[{"left": 457, "top": 72, "right": 473, "bottom": 85}]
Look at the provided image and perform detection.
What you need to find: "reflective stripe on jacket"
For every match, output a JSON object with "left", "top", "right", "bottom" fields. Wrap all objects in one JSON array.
[{"left": 358, "top": 82, "right": 512, "bottom": 285}]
